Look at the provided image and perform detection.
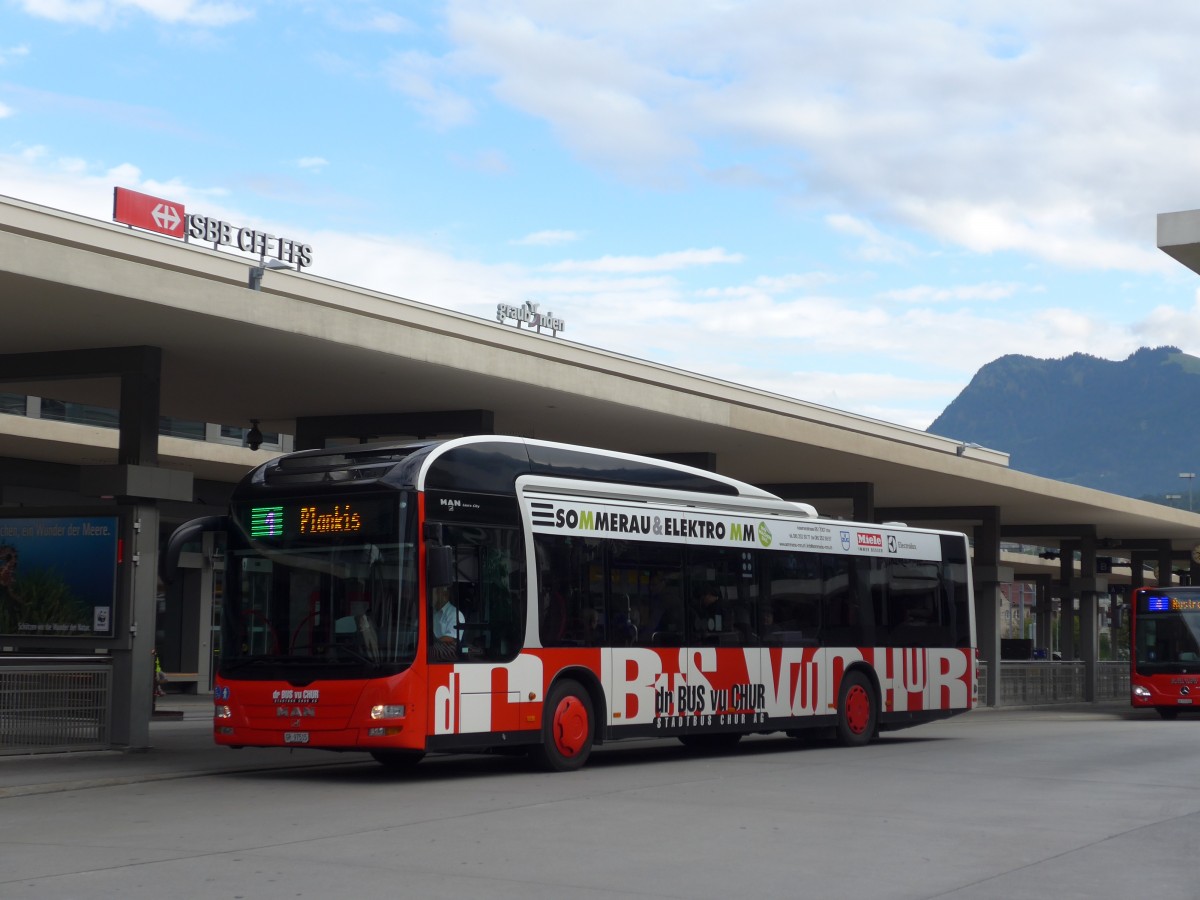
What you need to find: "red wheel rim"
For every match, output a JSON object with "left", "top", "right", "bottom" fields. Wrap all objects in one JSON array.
[
  {"left": 845, "top": 683, "right": 871, "bottom": 735},
  {"left": 551, "top": 696, "right": 588, "bottom": 757}
]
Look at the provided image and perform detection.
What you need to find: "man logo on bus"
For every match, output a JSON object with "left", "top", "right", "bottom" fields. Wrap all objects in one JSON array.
[{"left": 758, "top": 522, "right": 773, "bottom": 547}]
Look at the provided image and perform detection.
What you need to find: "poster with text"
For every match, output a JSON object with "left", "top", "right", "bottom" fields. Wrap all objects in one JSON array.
[{"left": 0, "top": 516, "right": 119, "bottom": 638}]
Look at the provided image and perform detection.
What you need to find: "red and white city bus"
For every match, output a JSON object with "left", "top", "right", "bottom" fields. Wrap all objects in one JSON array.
[
  {"left": 1130, "top": 585, "right": 1200, "bottom": 718},
  {"left": 167, "top": 437, "right": 977, "bottom": 771}
]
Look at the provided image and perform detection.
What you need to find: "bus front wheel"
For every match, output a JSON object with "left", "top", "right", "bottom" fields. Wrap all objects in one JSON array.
[
  {"left": 533, "top": 679, "right": 593, "bottom": 772},
  {"left": 836, "top": 670, "right": 877, "bottom": 747}
]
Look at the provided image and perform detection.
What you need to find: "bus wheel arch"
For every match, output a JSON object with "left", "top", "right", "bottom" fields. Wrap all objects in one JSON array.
[{"left": 836, "top": 665, "right": 879, "bottom": 747}]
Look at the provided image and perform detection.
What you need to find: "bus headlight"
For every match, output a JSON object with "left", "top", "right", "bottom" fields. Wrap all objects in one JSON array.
[
  {"left": 1132, "top": 685, "right": 1152, "bottom": 700},
  {"left": 371, "top": 704, "right": 406, "bottom": 720}
]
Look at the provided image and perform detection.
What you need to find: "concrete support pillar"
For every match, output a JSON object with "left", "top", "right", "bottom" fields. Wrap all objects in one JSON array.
[
  {"left": 1058, "top": 542, "right": 1077, "bottom": 661},
  {"left": 1076, "top": 534, "right": 1102, "bottom": 703},
  {"left": 109, "top": 503, "right": 161, "bottom": 748},
  {"left": 1157, "top": 544, "right": 1174, "bottom": 588},
  {"left": 1033, "top": 575, "right": 1053, "bottom": 657},
  {"left": 973, "top": 508, "right": 1004, "bottom": 707},
  {"left": 1130, "top": 552, "right": 1147, "bottom": 590},
  {"left": 117, "top": 346, "right": 161, "bottom": 466},
  {"left": 196, "top": 530, "right": 217, "bottom": 693}
]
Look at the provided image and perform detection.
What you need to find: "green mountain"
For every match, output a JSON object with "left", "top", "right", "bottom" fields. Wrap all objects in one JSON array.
[{"left": 926, "top": 346, "right": 1200, "bottom": 502}]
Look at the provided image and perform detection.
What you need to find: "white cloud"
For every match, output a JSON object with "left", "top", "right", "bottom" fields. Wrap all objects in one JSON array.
[
  {"left": 826, "top": 214, "right": 917, "bottom": 263},
  {"left": 878, "top": 282, "right": 1024, "bottom": 304},
  {"left": 543, "top": 247, "right": 743, "bottom": 274},
  {"left": 18, "top": 0, "right": 252, "bottom": 26},
  {"left": 327, "top": 8, "right": 414, "bottom": 34},
  {"left": 0, "top": 45, "right": 32, "bottom": 65},
  {"left": 297, "top": 157, "right": 329, "bottom": 172},
  {"left": 512, "top": 230, "right": 580, "bottom": 246},
  {"left": 450, "top": 148, "right": 511, "bottom": 175},
  {"left": 0, "top": 102, "right": 13, "bottom": 120},
  {"left": 382, "top": 51, "right": 475, "bottom": 130},
  {"left": 445, "top": 1, "right": 1200, "bottom": 272},
  {"left": 1133, "top": 292, "right": 1200, "bottom": 348},
  {"left": 451, "top": 8, "right": 696, "bottom": 180}
]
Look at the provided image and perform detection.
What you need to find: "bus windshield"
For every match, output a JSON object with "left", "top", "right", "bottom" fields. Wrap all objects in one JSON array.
[
  {"left": 1135, "top": 590, "right": 1200, "bottom": 674},
  {"left": 221, "top": 493, "right": 419, "bottom": 679}
]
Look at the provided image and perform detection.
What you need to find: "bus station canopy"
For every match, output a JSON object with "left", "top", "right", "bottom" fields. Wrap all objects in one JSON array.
[{"left": 2, "top": 192, "right": 1200, "bottom": 561}]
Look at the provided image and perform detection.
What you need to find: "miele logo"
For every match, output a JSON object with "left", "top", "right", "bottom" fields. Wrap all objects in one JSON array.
[{"left": 857, "top": 532, "right": 883, "bottom": 548}]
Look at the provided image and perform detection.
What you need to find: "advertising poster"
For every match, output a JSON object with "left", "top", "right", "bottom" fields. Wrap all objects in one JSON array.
[{"left": 0, "top": 516, "right": 119, "bottom": 638}]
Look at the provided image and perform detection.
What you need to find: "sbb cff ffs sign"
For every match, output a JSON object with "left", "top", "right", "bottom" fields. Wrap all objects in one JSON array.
[{"left": 112, "top": 186, "right": 313, "bottom": 269}]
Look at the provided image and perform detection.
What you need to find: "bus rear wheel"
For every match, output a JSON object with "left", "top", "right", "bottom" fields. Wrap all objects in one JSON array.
[
  {"left": 533, "top": 679, "right": 594, "bottom": 772},
  {"left": 370, "top": 749, "right": 425, "bottom": 770},
  {"left": 836, "top": 670, "right": 877, "bottom": 747}
]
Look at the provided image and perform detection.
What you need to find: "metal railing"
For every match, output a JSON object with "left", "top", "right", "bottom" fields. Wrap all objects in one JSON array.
[
  {"left": 978, "top": 661, "right": 1129, "bottom": 707},
  {"left": 0, "top": 657, "right": 112, "bottom": 754}
]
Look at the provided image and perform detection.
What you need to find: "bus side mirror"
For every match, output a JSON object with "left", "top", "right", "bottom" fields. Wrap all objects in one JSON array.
[
  {"left": 427, "top": 544, "right": 454, "bottom": 588},
  {"left": 162, "top": 515, "right": 227, "bottom": 585}
]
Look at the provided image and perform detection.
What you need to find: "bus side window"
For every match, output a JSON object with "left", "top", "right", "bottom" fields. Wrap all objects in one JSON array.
[
  {"left": 609, "top": 541, "right": 682, "bottom": 649},
  {"left": 820, "top": 555, "right": 866, "bottom": 647},
  {"left": 534, "top": 535, "right": 606, "bottom": 647}
]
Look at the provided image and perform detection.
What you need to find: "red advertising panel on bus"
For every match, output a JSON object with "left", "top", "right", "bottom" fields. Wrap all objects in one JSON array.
[{"left": 112, "top": 187, "right": 185, "bottom": 238}]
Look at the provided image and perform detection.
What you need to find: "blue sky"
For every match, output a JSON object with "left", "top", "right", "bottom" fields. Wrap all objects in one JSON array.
[{"left": 3, "top": 1, "right": 1200, "bottom": 431}]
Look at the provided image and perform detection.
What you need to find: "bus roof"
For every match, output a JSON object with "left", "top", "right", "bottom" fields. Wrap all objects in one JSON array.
[{"left": 237, "top": 435, "right": 816, "bottom": 516}]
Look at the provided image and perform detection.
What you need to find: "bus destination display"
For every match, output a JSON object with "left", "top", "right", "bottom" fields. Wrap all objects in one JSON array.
[
  {"left": 1141, "top": 593, "right": 1200, "bottom": 613},
  {"left": 245, "top": 499, "right": 390, "bottom": 541}
]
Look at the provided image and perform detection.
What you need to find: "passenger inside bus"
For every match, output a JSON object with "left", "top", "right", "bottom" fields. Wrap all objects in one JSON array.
[{"left": 690, "top": 584, "right": 726, "bottom": 644}]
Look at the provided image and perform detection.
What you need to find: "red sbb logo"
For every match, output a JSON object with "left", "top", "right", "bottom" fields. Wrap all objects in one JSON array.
[
  {"left": 113, "top": 187, "right": 185, "bottom": 238},
  {"left": 857, "top": 532, "right": 883, "bottom": 548}
]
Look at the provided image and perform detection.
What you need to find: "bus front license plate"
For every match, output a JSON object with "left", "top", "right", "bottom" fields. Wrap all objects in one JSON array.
[{"left": 284, "top": 732, "right": 310, "bottom": 744}]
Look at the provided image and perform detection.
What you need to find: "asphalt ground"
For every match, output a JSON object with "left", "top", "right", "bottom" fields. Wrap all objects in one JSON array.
[
  {"left": 0, "top": 694, "right": 321, "bottom": 798},
  {"left": 4, "top": 697, "right": 1198, "bottom": 900},
  {"left": 0, "top": 695, "right": 1134, "bottom": 798}
]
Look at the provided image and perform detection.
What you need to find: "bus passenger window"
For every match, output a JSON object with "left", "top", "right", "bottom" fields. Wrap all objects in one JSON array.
[{"left": 534, "top": 535, "right": 605, "bottom": 647}]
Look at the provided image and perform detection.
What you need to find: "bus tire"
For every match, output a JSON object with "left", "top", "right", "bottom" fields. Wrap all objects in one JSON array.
[
  {"left": 533, "top": 679, "right": 593, "bottom": 772},
  {"left": 1157, "top": 708, "right": 1180, "bottom": 720},
  {"left": 836, "top": 670, "right": 877, "bottom": 747},
  {"left": 370, "top": 749, "right": 425, "bottom": 770}
]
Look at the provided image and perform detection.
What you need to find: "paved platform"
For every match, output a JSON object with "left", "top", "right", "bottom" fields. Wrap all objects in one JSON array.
[
  {"left": 3, "top": 700, "right": 1191, "bottom": 900},
  {"left": 0, "top": 696, "right": 1137, "bottom": 800},
  {"left": 0, "top": 693, "right": 368, "bottom": 798}
]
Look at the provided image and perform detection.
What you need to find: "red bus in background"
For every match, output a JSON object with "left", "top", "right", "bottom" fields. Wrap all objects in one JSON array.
[
  {"left": 1131, "top": 586, "right": 1200, "bottom": 718},
  {"left": 167, "top": 436, "right": 977, "bottom": 771}
]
